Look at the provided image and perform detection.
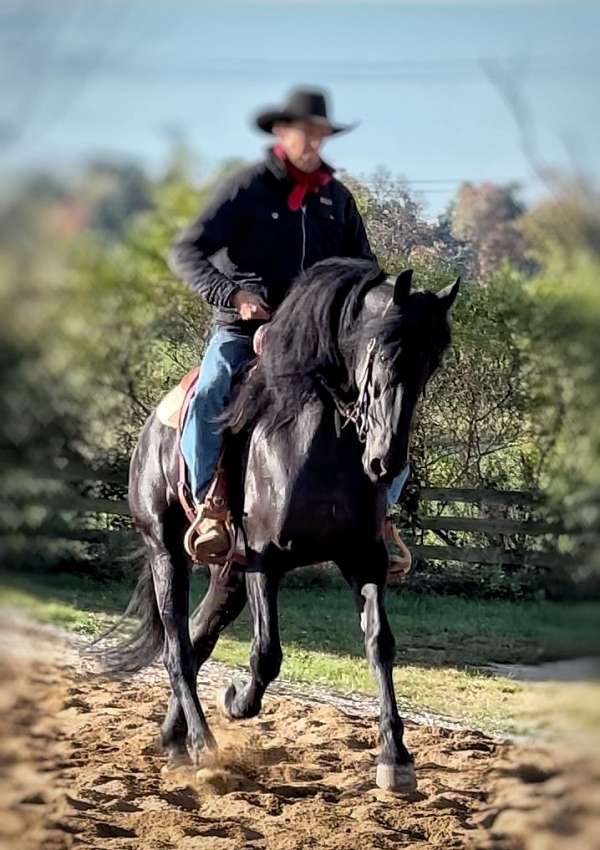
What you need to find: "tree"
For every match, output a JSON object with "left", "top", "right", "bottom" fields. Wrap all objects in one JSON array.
[
  {"left": 450, "top": 181, "right": 526, "bottom": 279},
  {"left": 519, "top": 185, "right": 600, "bottom": 266}
]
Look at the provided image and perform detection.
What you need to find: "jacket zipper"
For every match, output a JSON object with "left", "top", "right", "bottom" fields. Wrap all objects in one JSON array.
[{"left": 300, "top": 204, "right": 307, "bottom": 270}]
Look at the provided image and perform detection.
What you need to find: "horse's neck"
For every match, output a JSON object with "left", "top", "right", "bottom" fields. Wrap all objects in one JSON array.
[{"left": 268, "top": 396, "right": 363, "bottom": 469}]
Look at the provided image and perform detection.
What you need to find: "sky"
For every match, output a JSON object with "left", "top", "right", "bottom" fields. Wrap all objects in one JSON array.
[{"left": 1, "top": 0, "right": 599, "bottom": 215}]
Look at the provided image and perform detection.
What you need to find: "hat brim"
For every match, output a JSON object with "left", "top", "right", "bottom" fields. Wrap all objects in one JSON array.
[{"left": 255, "top": 109, "right": 356, "bottom": 136}]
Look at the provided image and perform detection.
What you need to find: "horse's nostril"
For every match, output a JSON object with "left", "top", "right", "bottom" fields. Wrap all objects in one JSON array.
[{"left": 370, "top": 458, "right": 383, "bottom": 476}]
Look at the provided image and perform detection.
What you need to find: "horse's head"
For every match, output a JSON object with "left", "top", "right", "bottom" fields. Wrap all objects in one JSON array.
[{"left": 352, "top": 270, "right": 459, "bottom": 484}]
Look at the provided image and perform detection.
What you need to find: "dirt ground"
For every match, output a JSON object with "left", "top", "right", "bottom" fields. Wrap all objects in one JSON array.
[{"left": 1, "top": 616, "right": 599, "bottom": 850}]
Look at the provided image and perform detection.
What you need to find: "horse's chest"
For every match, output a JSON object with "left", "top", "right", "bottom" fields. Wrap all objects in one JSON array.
[
  {"left": 242, "top": 408, "right": 386, "bottom": 557},
  {"left": 250, "top": 428, "right": 380, "bottom": 548}
]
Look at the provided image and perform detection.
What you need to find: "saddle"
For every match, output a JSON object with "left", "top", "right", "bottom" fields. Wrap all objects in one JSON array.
[{"left": 156, "top": 368, "right": 246, "bottom": 567}]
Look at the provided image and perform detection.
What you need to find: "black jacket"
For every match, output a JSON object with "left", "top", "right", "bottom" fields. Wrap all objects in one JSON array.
[{"left": 168, "top": 148, "right": 376, "bottom": 334}]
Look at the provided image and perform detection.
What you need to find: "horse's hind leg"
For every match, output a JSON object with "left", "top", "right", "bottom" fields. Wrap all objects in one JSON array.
[
  {"left": 338, "top": 545, "right": 416, "bottom": 794},
  {"left": 140, "top": 515, "right": 217, "bottom": 765},
  {"left": 219, "top": 564, "right": 282, "bottom": 720},
  {"left": 161, "top": 564, "right": 247, "bottom": 763}
]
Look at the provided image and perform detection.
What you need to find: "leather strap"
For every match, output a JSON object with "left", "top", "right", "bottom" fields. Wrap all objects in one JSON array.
[{"left": 176, "top": 367, "right": 200, "bottom": 525}]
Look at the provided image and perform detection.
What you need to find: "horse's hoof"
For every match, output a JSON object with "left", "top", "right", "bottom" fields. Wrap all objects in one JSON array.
[
  {"left": 376, "top": 763, "right": 417, "bottom": 794},
  {"left": 161, "top": 748, "right": 191, "bottom": 774}
]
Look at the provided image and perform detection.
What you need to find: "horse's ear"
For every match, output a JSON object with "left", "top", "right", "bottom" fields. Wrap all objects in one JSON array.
[
  {"left": 437, "top": 276, "right": 460, "bottom": 312},
  {"left": 393, "top": 269, "right": 413, "bottom": 305}
]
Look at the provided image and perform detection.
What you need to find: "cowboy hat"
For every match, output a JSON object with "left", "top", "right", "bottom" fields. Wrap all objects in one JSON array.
[{"left": 254, "top": 87, "right": 356, "bottom": 136}]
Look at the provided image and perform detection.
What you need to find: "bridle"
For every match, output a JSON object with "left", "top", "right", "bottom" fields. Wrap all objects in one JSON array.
[
  {"left": 319, "top": 272, "right": 395, "bottom": 443},
  {"left": 319, "top": 335, "right": 377, "bottom": 442}
]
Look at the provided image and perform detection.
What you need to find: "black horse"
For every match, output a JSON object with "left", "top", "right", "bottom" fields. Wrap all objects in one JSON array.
[{"left": 103, "top": 257, "right": 459, "bottom": 794}]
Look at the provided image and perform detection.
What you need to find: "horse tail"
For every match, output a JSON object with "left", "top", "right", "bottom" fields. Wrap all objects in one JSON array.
[
  {"left": 85, "top": 544, "right": 164, "bottom": 675},
  {"left": 89, "top": 549, "right": 165, "bottom": 675},
  {"left": 88, "top": 412, "right": 184, "bottom": 675}
]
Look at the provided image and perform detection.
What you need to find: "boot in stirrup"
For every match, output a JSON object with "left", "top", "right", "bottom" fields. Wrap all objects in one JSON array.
[{"left": 184, "top": 505, "right": 230, "bottom": 562}]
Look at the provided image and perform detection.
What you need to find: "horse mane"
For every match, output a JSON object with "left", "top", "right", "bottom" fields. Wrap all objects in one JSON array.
[
  {"left": 223, "top": 257, "right": 453, "bottom": 437},
  {"left": 223, "top": 257, "right": 382, "bottom": 434}
]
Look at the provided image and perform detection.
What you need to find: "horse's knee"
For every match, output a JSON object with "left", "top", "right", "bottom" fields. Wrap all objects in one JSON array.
[{"left": 361, "top": 583, "right": 395, "bottom": 667}]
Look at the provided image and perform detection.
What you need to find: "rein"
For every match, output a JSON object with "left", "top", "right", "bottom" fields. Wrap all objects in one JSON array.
[
  {"left": 318, "top": 336, "right": 377, "bottom": 442},
  {"left": 319, "top": 280, "right": 394, "bottom": 442}
]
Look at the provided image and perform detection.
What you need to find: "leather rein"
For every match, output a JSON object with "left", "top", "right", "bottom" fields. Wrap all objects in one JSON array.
[
  {"left": 319, "top": 273, "right": 394, "bottom": 443},
  {"left": 318, "top": 335, "right": 378, "bottom": 443}
]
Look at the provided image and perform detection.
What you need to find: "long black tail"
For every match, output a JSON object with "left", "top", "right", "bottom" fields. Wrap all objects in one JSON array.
[{"left": 89, "top": 553, "right": 164, "bottom": 675}]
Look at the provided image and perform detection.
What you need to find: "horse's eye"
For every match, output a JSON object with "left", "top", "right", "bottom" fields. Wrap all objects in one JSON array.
[{"left": 373, "top": 381, "right": 382, "bottom": 400}]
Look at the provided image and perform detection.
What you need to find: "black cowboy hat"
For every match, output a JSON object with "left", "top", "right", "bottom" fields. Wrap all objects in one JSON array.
[{"left": 254, "top": 87, "right": 356, "bottom": 136}]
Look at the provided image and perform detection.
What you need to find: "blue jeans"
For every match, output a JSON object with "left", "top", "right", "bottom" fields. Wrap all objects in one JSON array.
[
  {"left": 181, "top": 327, "right": 410, "bottom": 508},
  {"left": 387, "top": 460, "right": 410, "bottom": 510},
  {"left": 181, "top": 328, "right": 253, "bottom": 504}
]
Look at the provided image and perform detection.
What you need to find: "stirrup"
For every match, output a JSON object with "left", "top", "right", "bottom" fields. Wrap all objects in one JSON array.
[
  {"left": 384, "top": 519, "right": 413, "bottom": 585},
  {"left": 183, "top": 508, "right": 206, "bottom": 561},
  {"left": 184, "top": 511, "right": 234, "bottom": 565}
]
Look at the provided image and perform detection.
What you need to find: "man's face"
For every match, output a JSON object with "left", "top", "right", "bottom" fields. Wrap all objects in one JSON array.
[{"left": 273, "top": 120, "right": 331, "bottom": 172}]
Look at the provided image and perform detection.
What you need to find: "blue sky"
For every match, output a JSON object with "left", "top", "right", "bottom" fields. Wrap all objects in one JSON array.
[{"left": 2, "top": 0, "right": 599, "bottom": 215}]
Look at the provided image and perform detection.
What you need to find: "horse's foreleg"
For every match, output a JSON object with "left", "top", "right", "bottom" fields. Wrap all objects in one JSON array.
[
  {"left": 339, "top": 549, "right": 416, "bottom": 794},
  {"left": 161, "top": 564, "right": 247, "bottom": 762},
  {"left": 219, "top": 567, "right": 282, "bottom": 720},
  {"left": 361, "top": 581, "right": 416, "bottom": 793},
  {"left": 142, "top": 523, "right": 216, "bottom": 765}
]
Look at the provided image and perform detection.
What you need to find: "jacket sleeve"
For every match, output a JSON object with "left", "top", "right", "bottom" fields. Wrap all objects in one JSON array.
[
  {"left": 343, "top": 192, "right": 377, "bottom": 262},
  {"left": 168, "top": 171, "right": 248, "bottom": 308}
]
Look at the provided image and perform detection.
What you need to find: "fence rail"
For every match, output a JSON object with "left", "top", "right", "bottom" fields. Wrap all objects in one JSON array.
[
  {"left": 2, "top": 460, "right": 573, "bottom": 570},
  {"left": 419, "top": 487, "right": 541, "bottom": 507}
]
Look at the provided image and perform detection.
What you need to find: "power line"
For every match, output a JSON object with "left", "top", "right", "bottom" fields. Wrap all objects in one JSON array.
[
  {"left": 0, "top": 2, "right": 131, "bottom": 152},
  {"left": 2, "top": 43, "right": 599, "bottom": 82}
]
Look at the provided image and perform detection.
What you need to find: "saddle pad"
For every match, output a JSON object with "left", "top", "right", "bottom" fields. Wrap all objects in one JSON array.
[{"left": 156, "top": 367, "right": 199, "bottom": 429}]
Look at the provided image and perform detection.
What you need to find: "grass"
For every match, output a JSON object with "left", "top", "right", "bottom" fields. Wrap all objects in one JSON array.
[{"left": 1, "top": 568, "right": 599, "bottom": 738}]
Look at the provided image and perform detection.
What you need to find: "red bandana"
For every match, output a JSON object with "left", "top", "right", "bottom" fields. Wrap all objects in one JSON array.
[{"left": 273, "top": 144, "right": 332, "bottom": 211}]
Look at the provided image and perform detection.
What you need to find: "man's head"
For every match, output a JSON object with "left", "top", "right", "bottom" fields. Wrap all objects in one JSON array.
[
  {"left": 254, "top": 87, "right": 355, "bottom": 171},
  {"left": 272, "top": 120, "right": 331, "bottom": 173}
]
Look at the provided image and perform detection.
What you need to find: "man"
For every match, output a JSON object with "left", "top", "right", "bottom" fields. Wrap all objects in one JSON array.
[{"left": 169, "top": 87, "right": 411, "bottom": 574}]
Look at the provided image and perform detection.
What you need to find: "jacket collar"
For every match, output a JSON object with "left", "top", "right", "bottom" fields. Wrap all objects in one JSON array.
[{"left": 264, "top": 147, "right": 335, "bottom": 181}]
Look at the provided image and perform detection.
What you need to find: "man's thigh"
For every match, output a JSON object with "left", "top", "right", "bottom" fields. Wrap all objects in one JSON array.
[{"left": 197, "top": 328, "right": 253, "bottom": 396}]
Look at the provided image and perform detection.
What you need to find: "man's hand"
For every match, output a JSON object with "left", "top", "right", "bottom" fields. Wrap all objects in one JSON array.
[{"left": 231, "top": 289, "right": 271, "bottom": 321}]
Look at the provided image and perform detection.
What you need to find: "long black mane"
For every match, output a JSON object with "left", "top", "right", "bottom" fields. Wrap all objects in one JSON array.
[
  {"left": 224, "top": 257, "right": 453, "bottom": 436},
  {"left": 224, "top": 258, "right": 383, "bottom": 434}
]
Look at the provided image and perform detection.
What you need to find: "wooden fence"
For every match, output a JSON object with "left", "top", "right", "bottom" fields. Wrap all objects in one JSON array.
[
  {"left": 2, "top": 460, "right": 573, "bottom": 570},
  {"left": 411, "top": 487, "right": 570, "bottom": 570}
]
